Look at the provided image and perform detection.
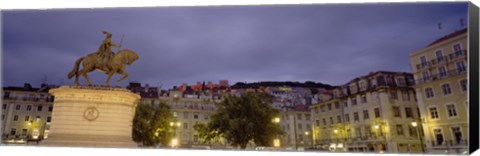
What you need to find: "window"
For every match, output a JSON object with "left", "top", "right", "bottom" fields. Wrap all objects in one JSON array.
[
  {"left": 305, "top": 114, "right": 311, "bottom": 120},
  {"left": 322, "top": 118, "right": 326, "bottom": 126},
  {"left": 298, "top": 134, "right": 303, "bottom": 142},
  {"left": 438, "top": 66, "right": 447, "bottom": 77},
  {"left": 193, "top": 135, "right": 199, "bottom": 143},
  {"left": 396, "top": 125, "right": 404, "bottom": 135},
  {"left": 429, "top": 107, "right": 439, "bottom": 119},
  {"left": 13, "top": 115, "right": 18, "bottom": 121},
  {"left": 298, "top": 123, "right": 302, "bottom": 130},
  {"left": 334, "top": 102, "right": 340, "bottom": 109},
  {"left": 47, "top": 116, "right": 51, "bottom": 122},
  {"left": 183, "top": 112, "right": 189, "bottom": 119},
  {"left": 353, "top": 112, "right": 359, "bottom": 122},
  {"left": 24, "top": 116, "right": 30, "bottom": 121},
  {"left": 422, "top": 71, "right": 430, "bottom": 81},
  {"left": 36, "top": 116, "right": 41, "bottom": 121},
  {"left": 435, "top": 50, "right": 444, "bottom": 62},
  {"left": 365, "top": 126, "right": 372, "bottom": 137},
  {"left": 433, "top": 129, "right": 444, "bottom": 145},
  {"left": 37, "top": 106, "right": 43, "bottom": 111},
  {"left": 345, "top": 114, "right": 350, "bottom": 122},
  {"left": 420, "top": 56, "right": 427, "bottom": 67},
  {"left": 346, "top": 129, "right": 352, "bottom": 139},
  {"left": 456, "top": 61, "right": 466, "bottom": 73},
  {"left": 193, "top": 112, "right": 199, "bottom": 119},
  {"left": 287, "top": 124, "right": 290, "bottom": 130},
  {"left": 314, "top": 107, "right": 319, "bottom": 113},
  {"left": 204, "top": 113, "right": 209, "bottom": 120},
  {"left": 405, "top": 107, "right": 413, "bottom": 118},
  {"left": 453, "top": 44, "right": 462, "bottom": 56},
  {"left": 390, "top": 90, "right": 398, "bottom": 99},
  {"left": 441, "top": 84, "right": 452, "bottom": 95},
  {"left": 355, "top": 127, "right": 362, "bottom": 138},
  {"left": 446, "top": 104, "right": 457, "bottom": 117},
  {"left": 374, "top": 108, "right": 380, "bottom": 118},
  {"left": 48, "top": 106, "right": 53, "bottom": 112},
  {"left": 329, "top": 117, "right": 334, "bottom": 124},
  {"left": 327, "top": 103, "right": 332, "bottom": 111},
  {"left": 10, "top": 128, "right": 16, "bottom": 135},
  {"left": 306, "top": 124, "right": 311, "bottom": 130},
  {"left": 425, "top": 88, "right": 434, "bottom": 98},
  {"left": 451, "top": 127, "right": 463, "bottom": 144},
  {"left": 409, "top": 125, "right": 417, "bottom": 137},
  {"left": 183, "top": 123, "right": 188, "bottom": 129},
  {"left": 360, "top": 81, "right": 366, "bottom": 91},
  {"left": 320, "top": 105, "right": 325, "bottom": 112},
  {"left": 26, "top": 105, "right": 32, "bottom": 111},
  {"left": 297, "top": 114, "right": 302, "bottom": 120},
  {"left": 460, "top": 79, "right": 467, "bottom": 92},
  {"left": 393, "top": 107, "right": 401, "bottom": 117},
  {"left": 315, "top": 120, "right": 320, "bottom": 126},
  {"left": 16, "top": 105, "right": 21, "bottom": 110},
  {"left": 401, "top": 90, "right": 410, "bottom": 101},
  {"left": 361, "top": 95, "right": 367, "bottom": 103},
  {"left": 22, "top": 129, "right": 28, "bottom": 136},
  {"left": 337, "top": 115, "right": 341, "bottom": 123},
  {"left": 344, "top": 101, "right": 348, "bottom": 107},
  {"left": 2, "top": 104, "right": 6, "bottom": 110},
  {"left": 363, "top": 110, "right": 369, "bottom": 119},
  {"left": 397, "top": 78, "right": 406, "bottom": 86},
  {"left": 351, "top": 98, "right": 357, "bottom": 106}
]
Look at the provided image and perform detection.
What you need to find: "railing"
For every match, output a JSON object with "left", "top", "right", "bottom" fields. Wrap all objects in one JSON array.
[
  {"left": 415, "top": 68, "right": 467, "bottom": 85},
  {"left": 428, "top": 139, "right": 468, "bottom": 147},
  {"left": 416, "top": 50, "right": 467, "bottom": 70}
]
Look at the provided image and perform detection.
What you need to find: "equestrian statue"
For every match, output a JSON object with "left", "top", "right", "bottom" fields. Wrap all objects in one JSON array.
[{"left": 68, "top": 31, "right": 139, "bottom": 86}]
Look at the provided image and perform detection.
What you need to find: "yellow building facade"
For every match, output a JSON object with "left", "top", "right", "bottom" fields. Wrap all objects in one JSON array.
[
  {"left": 311, "top": 71, "right": 423, "bottom": 153},
  {"left": 409, "top": 28, "right": 468, "bottom": 154}
]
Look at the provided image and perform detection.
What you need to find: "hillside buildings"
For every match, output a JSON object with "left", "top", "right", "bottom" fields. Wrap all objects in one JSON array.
[{"left": 409, "top": 28, "right": 468, "bottom": 154}]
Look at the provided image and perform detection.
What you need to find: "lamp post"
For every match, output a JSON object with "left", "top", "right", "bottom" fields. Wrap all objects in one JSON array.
[
  {"left": 411, "top": 122, "right": 425, "bottom": 153},
  {"left": 305, "top": 131, "right": 312, "bottom": 149},
  {"left": 273, "top": 117, "right": 281, "bottom": 148},
  {"left": 374, "top": 124, "right": 386, "bottom": 153}
]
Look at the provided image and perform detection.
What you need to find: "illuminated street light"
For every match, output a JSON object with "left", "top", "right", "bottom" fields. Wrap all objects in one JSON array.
[
  {"left": 411, "top": 122, "right": 418, "bottom": 127},
  {"left": 374, "top": 125, "right": 380, "bottom": 129},
  {"left": 305, "top": 131, "right": 309, "bottom": 135},
  {"left": 170, "top": 122, "right": 174, "bottom": 126},
  {"left": 334, "top": 129, "right": 338, "bottom": 133},
  {"left": 273, "top": 117, "right": 280, "bottom": 123}
]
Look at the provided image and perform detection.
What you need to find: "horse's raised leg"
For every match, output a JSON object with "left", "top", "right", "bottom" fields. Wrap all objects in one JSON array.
[
  {"left": 117, "top": 70, "right": 129, "bottom": 82},
  {"left": 105, "top": 71, "right": 115, "bottom": 87}
]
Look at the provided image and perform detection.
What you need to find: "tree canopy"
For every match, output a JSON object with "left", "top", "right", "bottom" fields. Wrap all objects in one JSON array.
[
  {"left": 194, "top": 91, "right": 284, "bottom": 149},
  {"left": 132, "top": 102, "right": 173, "bottom": 147}
]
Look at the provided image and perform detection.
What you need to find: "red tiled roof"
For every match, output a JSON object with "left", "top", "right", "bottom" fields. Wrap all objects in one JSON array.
[{"left": 427, "top": 28, "right": 467, "bottom": 47}]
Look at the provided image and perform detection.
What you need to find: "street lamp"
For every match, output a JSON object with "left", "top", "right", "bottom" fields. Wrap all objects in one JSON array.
[
  {"left": 411, "top": 122, "right": 425, "bottom": 153},
  {"left": 273, "top": 117, "right": 281, "bottom": 148}
]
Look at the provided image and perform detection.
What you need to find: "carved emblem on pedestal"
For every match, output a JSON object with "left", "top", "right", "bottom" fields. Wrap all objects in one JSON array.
[{"left": 83, "top": 106, "right": 100, "bottom": 121}]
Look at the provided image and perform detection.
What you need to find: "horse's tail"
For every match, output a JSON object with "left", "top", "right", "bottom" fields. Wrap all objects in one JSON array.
[{"left": 68, "top": 57, "right": 84, "bottom": 79}]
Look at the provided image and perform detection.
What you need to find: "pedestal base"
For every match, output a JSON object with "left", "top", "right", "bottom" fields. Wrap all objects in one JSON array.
[{"left": 41, "top": 85, "right": 140, "bottom": 148}]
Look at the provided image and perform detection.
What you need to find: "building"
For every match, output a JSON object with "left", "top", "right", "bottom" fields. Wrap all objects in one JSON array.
[
  {"left": 280, "top": 104, "right": 313, "bottom": 150},
  {"left": 310, "top": 71, "right": 423, "bottom": 153},
  {"left": 127, "top": 82, "right": 227, "bottom": 148},
  {"left": 409, "top": 28, "right": 468, "bottom": 154},
  {"left": 176, "top": 80, "right": 229, "bottom": 92},
  {"left": 1, "top": 83, "right": 55, "bottom": 143}
]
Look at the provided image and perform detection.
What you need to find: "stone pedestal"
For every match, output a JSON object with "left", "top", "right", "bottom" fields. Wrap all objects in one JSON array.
[{"left": 41, "top": 85, "right": 140, "bottom": 148}]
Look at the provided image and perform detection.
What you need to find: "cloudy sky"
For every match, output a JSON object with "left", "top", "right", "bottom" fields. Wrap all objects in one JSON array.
[{"left": 2, "top": 2, "right": 468, "bottom": 89}]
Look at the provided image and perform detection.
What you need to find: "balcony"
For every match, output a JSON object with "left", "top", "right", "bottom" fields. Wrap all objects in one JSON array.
[
  {"left": 428, "top": 139, "right": 468, "bottom": 148},
  {"left": 415, "top": 50, "right": 467, "bottom": 71},
  {"left": 414, "top": 68, "right": 466, "bottom": 85}
]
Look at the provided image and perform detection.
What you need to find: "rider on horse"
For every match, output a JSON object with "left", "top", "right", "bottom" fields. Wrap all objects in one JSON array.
[{"left": 96, "top": 31, "right": 120, "bottom": 69}]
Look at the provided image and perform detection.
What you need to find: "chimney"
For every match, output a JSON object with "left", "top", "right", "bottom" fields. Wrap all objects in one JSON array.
[{"left": 24, "top": 83, "right": 32, "bottom": 90}]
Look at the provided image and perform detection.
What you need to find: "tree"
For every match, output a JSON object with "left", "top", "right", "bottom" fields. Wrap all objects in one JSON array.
[
  {"left": 132, "top": 102, "right": 173, "bottom": 147},
  {"left": 194, "top": 91, "right": 284, "bottom": 149}
]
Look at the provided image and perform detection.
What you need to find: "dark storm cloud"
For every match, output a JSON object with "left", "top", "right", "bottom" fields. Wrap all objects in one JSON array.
[{"left": 2, "top": 3, "right": 468, "bottom": 88}]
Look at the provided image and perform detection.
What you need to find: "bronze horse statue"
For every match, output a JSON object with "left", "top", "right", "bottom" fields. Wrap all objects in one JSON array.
[{"left": 68, "top": 49, "right": 139, "bottom": 86}]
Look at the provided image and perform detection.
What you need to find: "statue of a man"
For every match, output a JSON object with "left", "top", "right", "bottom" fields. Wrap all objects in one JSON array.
[{"left": 96, "top": 31, "right": 120, "bottom": 68}]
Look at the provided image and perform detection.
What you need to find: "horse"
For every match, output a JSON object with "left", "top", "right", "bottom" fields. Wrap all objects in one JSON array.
[{"left": 67, "top": 49, "right": 139, "bottom": 86}]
